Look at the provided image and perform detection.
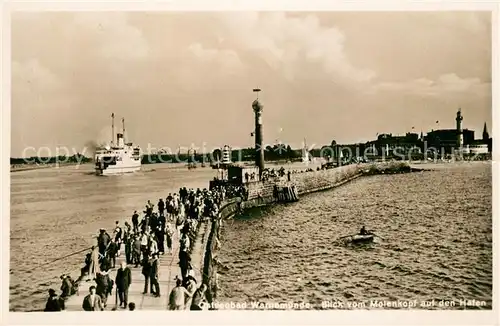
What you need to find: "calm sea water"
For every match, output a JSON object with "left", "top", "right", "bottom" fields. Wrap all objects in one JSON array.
[{"left": 217, "top": 162, "right": 492, "bottom": 310}]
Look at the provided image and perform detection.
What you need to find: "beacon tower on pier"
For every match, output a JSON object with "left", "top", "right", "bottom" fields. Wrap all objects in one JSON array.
[
  {"left": 252, "top": 89, "right": 265, "bottom": 176},
  {"left": 456, "top": 108, "right": 463, "bottom": 149}
]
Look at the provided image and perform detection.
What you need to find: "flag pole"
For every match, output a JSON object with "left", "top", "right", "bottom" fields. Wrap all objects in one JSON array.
[
  {"left": 111, "top": 113, "right": 115, "bottom": 147},
  {"left": 253, "top": 88, "right": 261, "bottom": 100}
]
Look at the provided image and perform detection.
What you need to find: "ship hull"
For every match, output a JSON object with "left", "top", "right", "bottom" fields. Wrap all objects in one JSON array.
[{"left": 95, "top": 162, "right": 141, "bottom": 176}]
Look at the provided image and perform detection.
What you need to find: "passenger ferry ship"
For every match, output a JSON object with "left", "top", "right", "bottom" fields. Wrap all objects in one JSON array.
[{"left": 95, "top": 114, "right": 141, "bottom": 176}]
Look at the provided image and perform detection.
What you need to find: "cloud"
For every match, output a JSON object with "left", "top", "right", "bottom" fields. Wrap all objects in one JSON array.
[
  {"left": 219, "top": 12, "right": 376, "bottom": 84},
  {"left": 186, "top": 43, "right": 244, "bottom": 73},
  {"left": 370, "top": 73, "right": 490, "bottom": 97},
  {"left": 11, "top": 59, "right": 74, "bottom": 117},
  {"left": 172, "top": 43, "right": 247, "bottom": 91},
  {"left": 12, "top": 59, "right": 62, "bottom": 92},
  {"left": 70, "top": 13, "right": 150, "bottom": 61},
  {"left": 11, "top": 59, "right": 77, "bottom": 152}
]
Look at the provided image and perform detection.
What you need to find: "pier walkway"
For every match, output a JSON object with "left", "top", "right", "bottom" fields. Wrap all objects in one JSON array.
[{"left": 64, "top": 223, "right": 208, "bottom": 311}]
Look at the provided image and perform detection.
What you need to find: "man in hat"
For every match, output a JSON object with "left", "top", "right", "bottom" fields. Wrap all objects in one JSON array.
[
  {"left": 132, "top": 234, "right": 142, "bottom": 267},
  {"left": 158, "top": 198, "right": 165, "bottom": 217},
  {"left": 44, "top": 289, "right": 63, "bottom": 311},
  {"left": 124, "top": 222, "right": 132, "bottom": 264},
  {"left": 106, "top": 240, "right": 119, "bottom": 269},
  {"left": 95, "top": 270, "right": 111, "bottom": 308},
  {"left": 113, "top": 221, "right": 123, "bottom": 256},
  {"left": 97, "top": 228, "right": 111, "bottom": 257},
  {"left": 139, "top": 215, "right": 150, "bottom": 233},
  {"left": 115, "top": 261, "right": 132, "bottom": 309},
  {"left": 60, "top": 274, "right": 75, "bottom": 299},
  {"left": 82, "top": 285, "right": 103, "bottom": 311},
  {"left": 178, "top": 248, "right": 191, "bottom": 282},
  {"left": 132, "top": 211, "right": 139, "bottom": 233}
]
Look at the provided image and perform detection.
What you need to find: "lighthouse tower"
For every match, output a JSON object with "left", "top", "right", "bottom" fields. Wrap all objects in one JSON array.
[
  {"left": 456, "top": 108, "right": 463, "bottom": 149},
  {"left": 252, "top": 89, "right": 265, "bottom": 176}
]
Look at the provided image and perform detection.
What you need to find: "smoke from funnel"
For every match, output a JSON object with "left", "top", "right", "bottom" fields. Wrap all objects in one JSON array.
[{"left": 84, "top": 140, "right": 100, "bottom": 156}]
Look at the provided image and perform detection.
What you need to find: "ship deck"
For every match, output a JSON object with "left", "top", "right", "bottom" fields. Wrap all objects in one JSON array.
[{"left": 64, "top": 222, "right": 209, "bottom": 311}]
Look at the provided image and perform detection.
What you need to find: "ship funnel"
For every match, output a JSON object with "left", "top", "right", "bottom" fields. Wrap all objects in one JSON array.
[{"left": 117, "top": 133, "right": 124, "bottom": 147}]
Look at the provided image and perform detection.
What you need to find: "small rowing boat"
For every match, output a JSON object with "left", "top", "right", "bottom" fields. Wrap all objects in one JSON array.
[
  {"left": 351, "top": 234, "right": 375, "bottom": 243},
  {"left": 336, "top": 231, "right": 378, "bottom": 245}
]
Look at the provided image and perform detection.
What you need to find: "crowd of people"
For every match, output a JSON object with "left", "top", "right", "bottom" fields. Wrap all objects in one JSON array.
[
  {"left": 261, "top": 166, "right": 316, "bottom": 182},
  {"left": 45, "top": 186, "right": 228, "bottom": 312}
]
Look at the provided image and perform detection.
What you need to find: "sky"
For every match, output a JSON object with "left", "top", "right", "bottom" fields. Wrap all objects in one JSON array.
[{"left": 11, "top": 11, "right": 492, "bottom": 157}]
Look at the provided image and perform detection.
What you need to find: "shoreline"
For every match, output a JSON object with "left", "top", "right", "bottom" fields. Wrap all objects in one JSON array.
[
  {"left": 10, "top": 163, "right": 87, "bottom": 173},
  {"left": 10, "top": 157, "right": 488, "bottom": 173}
]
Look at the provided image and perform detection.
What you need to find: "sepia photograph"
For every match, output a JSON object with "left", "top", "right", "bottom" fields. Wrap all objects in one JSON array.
[{"left": 5, "top": 3, "right": 496, "bottom": 321}]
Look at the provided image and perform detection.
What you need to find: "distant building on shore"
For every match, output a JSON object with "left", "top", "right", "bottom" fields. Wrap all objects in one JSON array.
[
  {"left": 330, "top": 108, "right": 491, "bottom": 161},
  {"left": 374, "top": 132, "right": 422, "bottom": 155},
  {"left": 424, "top": 128, "right": 475, "bottom": 153}
]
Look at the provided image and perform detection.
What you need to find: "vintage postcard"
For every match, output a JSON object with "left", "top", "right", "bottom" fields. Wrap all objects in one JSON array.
[{"left": 3, "top": 1, "right": 498, "bottom": 325}]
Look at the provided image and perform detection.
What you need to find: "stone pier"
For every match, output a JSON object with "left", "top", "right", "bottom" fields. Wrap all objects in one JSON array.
[{"left": 64, "top": 223, "right": 208, "bottom": 311}]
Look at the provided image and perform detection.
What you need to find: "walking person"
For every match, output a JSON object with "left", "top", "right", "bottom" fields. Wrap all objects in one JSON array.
[
  {"left": 139, "top": 215, "right": 150, "bottom": 233},
  {"left": 139, "top": 232, "right": 148, "bottom": 260},
  {"left": 97, "top": 229, "right": 111, "bottom": 257},
  {"left": 168, "top": 278, "right": 192, "bottom": 310},
  {"left": 132, "top": 211, "right": 139, "bottom": 233},
  {"left": 141, "top": 255, "right": 152, "bottom": 295},
  {"left": 59, "top": 274, "right": 75, "bottom": 300},
  {"left": 113, "top": 221, "right": 123, "bottom": 256},
  {"left": 158, "top": 198, "right": 165, "bottom": 217},
  {"left": 150, "top": 253, "right": 161, "bottom": 297},
  {"left": 44, "top": 289, "right": 63, "bottom": 312},
  {"left": 82, "top": 286, "right": 103, "bottom": 311},
  {"left": 106, "top": 240, "right": 119, "bottom": 269},
  {"left": 156, "top": 225, "right": 165, "bottom": 255},
  {"left": 115, "top": 261, "right": 132, "bottom": 309},
  {"left": 132, "top": 234, "right": 142, "bottom": 267},
  {"left": 178, "top": 249, "right": 191, "bottom": 281},
  {"left": 95, "top": 270, "right": 111, "bottom": 309},
  {"left": 165, "top": 223, "right": 174, "bottom": 254},
  {"left": 149, "top": 235, "right": 159, "bottom": 256},
  {"left": 125, "top": 233, "right": 133, "bottom": 264},
  {"left": 88, "top": 245, "right": 101, "bottom": 281}
]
